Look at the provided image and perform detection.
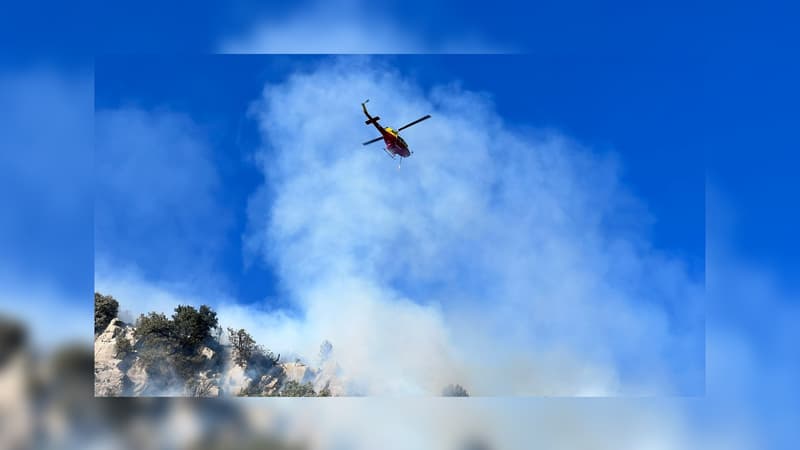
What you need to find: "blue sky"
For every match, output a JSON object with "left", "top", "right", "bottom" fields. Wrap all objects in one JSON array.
[
  {"left": 0, "top": 69, "right": 93, "bottom": 295},
  {"left": 703, "top": 39, "right": 800, "bottom": 285},
  {"left": 2, "top": 1, "right": 731, "bottom": 55},
  {"left": 96, "top": 55, "right": 704, "bottom": 312}
]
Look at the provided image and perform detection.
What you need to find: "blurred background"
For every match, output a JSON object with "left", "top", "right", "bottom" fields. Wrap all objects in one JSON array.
[{"left": 2, "top": 0, "right": 799, "bottom": 448}]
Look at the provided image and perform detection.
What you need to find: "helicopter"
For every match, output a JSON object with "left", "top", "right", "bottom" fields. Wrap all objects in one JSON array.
[{"left": 361, "top": 100, "right": 431, "bottom": 166}]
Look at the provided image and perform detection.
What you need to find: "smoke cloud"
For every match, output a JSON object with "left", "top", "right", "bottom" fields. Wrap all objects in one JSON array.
[{"left": 237, "top": 58, "right": 703, "bottom": 395}]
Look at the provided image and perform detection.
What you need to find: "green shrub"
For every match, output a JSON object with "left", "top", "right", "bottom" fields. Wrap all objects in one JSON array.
[
  {"left": 134, "top": 312, "right": 174, "bottom": 342},
  {"left": 281, "top": 380, "right": 316, "bottom": 397},
  {"left": 94, "top": 293, "right": 119, "bottom": 335},
  {"left": 134, "top": 307, "right": 218, "bottom": 382}
]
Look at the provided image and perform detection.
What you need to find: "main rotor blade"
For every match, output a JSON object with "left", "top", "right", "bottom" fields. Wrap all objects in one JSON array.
[
  {"left": 397, "top": 114, "right": 431, "bottom": 132},
  {"left": 362, "top": 136, "right": 383, "bottom": 146}
]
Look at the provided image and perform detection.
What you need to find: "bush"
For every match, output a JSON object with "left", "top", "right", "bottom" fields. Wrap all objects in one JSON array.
[
  {"left": 249, "top": 345, "right": 280, "bottom": 370},
  {"left": 134, "top": 312, "right": 179, "bottom": 377},
  {"left": 134, "top": 308, "right": 215, "bottom": 382},
  {"left": 281, "top": 380, "right": 316, "bottom": 397},
  {"left": 442, "top": 383, "right": 469, "bottom": 397},
  {"left": 227, "top": 327, "right": 255, "bottom": 366},
  {"left": 318, "top": 382, "right": 332, "bottom": 397},
  {"left": 94, "top": 293, "right": 119, "bottom": 335},
  {"left": 134, "top": 312, "right": 174, "bottom": 343}
]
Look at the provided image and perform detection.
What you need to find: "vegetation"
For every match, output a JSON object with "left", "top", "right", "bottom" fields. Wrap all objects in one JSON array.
[
  {"left": 173, "top": 305, "right": 218, "bottom": 349},
  {"left": 227, "top": 327, "right": 257, "bottom": 366},
  {"left": 133, "top": 305, "right": 218, "bottom": 352},
  {"left": 95, "top": 295, "right": 327, "bottom": 397},
  {"left": 186, "top": 376, "right": 218, "bottom": 397},
  {"left": 280, "top": 380, "right": 317, "bottom": 397},
  {"left": 442, "top": 383, "right": 470, "bottom": 397},
  {"left": 134, "top": 312, "right": 173, "bottom": 342},
  {"left": 94, "top": 292, "right": 119, "bottom": 335},
  {"left": 133, "top": 305, "right": 219, "bottom": 382},
  {"left": 227, "top": 327, "right": 279, "bottom": 368},
  {"left": 318, "top": 382, "right": 332, "bottom": 397},
  {"left": 277, "top": 380, "right": 333, "bottom": 397}
]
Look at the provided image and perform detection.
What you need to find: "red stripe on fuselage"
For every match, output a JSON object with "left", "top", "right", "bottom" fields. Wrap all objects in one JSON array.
[{"left": 385, "top": 139, "right": 411, "bottom": 157}]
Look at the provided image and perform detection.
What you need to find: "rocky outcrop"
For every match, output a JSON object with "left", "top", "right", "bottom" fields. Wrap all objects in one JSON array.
[
  {"left": 282, "top": 361, "right": 315, "bottom": 384},
  {"left": 221, "top": 346, "right": 285, "bottom": 396},
  {"left": 94, "top": 317, "right": 344, "bottom": 397},
  {"left": 93, "top": 318, "right": 134, "bottom": 396},
  {"left": 280, "top": 360, "right": 346, "bottom": 396}
]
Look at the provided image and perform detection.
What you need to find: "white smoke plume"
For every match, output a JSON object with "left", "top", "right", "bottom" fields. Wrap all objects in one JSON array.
[{"left": 238, "top": 57, "right": 703, "bottom": 395}]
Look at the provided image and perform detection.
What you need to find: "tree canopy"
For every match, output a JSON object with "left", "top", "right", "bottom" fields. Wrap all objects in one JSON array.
[
  {"left": 173, "top": 304, "right": 218, "bottom": 349},
  {"left": 133, "top": 305, "right": 219, "bottom": 382},
  {"left": 281, "top": 380, "right": 316, "bottom": 397},
  {"left": 94, "top": 292, "right": 119, "bottom": 335}
]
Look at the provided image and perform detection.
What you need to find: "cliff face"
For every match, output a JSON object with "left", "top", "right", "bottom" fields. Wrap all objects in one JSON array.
[
  {"left": 93, "top": 319, "right": 343, "bottom": 397},
  {"left": 93, "top": 318, "right": 132, "bottom": 396}
]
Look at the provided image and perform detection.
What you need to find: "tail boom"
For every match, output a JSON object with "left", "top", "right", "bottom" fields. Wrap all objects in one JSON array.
[{"left": 361, "top": 99, "right": 385, "bottom": 132}]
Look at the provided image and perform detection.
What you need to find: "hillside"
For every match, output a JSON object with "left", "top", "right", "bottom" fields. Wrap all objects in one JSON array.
[{"left": 93, "top": 293, "right": 344, "bottom": 397}]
